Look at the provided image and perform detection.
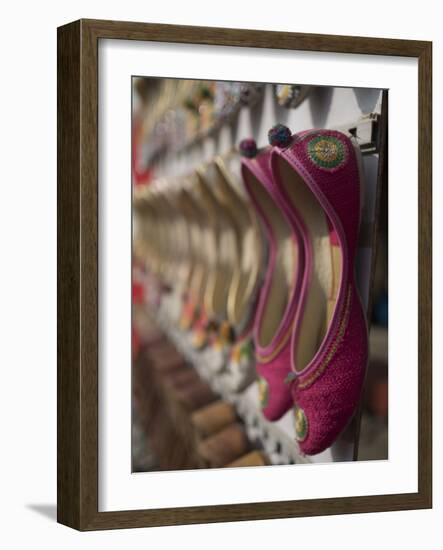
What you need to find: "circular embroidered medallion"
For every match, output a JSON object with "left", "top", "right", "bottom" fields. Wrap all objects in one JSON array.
[
  {"left": 307, "top": 135, "right": 347, "bottom": 171},
  {"left": 258, "top": 377, "right": 269, "bottom": 409},
  {"left": 294, "top": 405, "right": 308, "bottom": 442}
]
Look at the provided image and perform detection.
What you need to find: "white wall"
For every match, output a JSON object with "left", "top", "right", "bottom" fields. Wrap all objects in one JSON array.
[{"left": 156, "top": 84, "right": 382, "bottom": 177}]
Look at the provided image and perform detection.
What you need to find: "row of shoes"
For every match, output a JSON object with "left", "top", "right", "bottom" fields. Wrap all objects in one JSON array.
[
  {"left": 134, "top": 79, "right": 311, "bottom": 164},
  {"left": 133, "top": 124, "right": 369, "bottom": 456}
]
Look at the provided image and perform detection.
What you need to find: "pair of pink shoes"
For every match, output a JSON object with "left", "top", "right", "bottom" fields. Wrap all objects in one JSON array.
[{"left": 240, "top": 126, "right": 368, "bottom": 455}]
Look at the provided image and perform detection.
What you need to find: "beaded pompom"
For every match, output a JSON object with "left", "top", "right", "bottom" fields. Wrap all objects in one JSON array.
[
  {"left": 239, "top": 138, "right": 258, "bottom": 158},
  {"left": 268, "top": 124, "right": 292, "bottom": 147}
]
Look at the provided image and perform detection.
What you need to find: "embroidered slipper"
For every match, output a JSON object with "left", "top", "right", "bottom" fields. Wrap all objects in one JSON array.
[
  {"left": 219, "top": 328, "right": 257, "bottom": 392},
  {"left": 177, "top": 177, "right": 221, "bottom": 337},
  {"left": 270, "top": 126, "right": 368, "bottom": 455},
  {"left": 215, "top": 152, "right": 265, "bottom": 337},
  {"left": 241, "top": 139, "right": 305, "bottom": 420},
  {"left": 187, "top": 166, "right": 237, "bottom": 351},
  {"left": 133, "top": 187, "right": 170, "bottom": 309},
  {"left": 170, "top": 189, "right": 195, "bottom": 299},
  {"left": 200, "top": 159, "right": 242, "bottom": 355},
  {"left": 213, "top": 151, "right": 265, "bottom": 391},
  {"left": 194, "top": 157, "right": 264, "bottom": 365},
  {"left": 155, "top": 187, "right": 195, "bottom": 324},
  {"left": 176, "top": 187, "right": 208, "bottom": 331}
]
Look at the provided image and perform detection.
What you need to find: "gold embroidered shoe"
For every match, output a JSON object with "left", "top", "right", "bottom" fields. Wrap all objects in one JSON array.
[{"left": 270, "top": 128, "right": 369, "bottom": 455}]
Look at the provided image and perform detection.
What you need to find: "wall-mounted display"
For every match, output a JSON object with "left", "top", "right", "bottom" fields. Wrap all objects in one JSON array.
[{"left": 57, "top": 19, "right": 432, "bottom": 530}]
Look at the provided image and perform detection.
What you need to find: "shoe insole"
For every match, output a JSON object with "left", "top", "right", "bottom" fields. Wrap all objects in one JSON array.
[
  {"left": 158, "top": 195, "right": 180, "bottom": 286},
  {"left": 196, "top": 168, "right": 237, "bottom": 320},
  {"left": 176, "top": 188, "right": 207, "bottom": 307},
  {"left": 161, "top": 195, "right": 186, "bottom": 286},
  {"left": 275, "top": 157, "right": 342, "bottom": 372},
  {"left": 204, "top": 227, "right": 235, "bottom": 317},
  {"left": 229, "top": 222, "right": 263, "bottom": 327},
  {"left": 215, "top": 156, "right": 264, "bottom": 329},
  {"left": 243, "top": 169, "right": 297, "bottom": 349},
  {"left": 168, "top": 192, "right": 193, "bottom": 289}
]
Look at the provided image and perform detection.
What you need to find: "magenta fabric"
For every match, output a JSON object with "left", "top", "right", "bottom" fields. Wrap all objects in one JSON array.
[
  {"left": 293, "top": 284, "right": 368, "bottom": 455},
  {"left": 241, "top": 148, "right": 304, "bottom": 421},
  {"left": 271, "top": 129, "right": 369, "bottom": 454},
  {"left": 255, "top": 340, "right": 294, "bottom": 420}
]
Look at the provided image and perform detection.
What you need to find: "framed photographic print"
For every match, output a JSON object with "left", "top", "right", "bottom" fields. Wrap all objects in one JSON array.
[{"left": 57, "top": 19, "right": 432, "bottom": 530}]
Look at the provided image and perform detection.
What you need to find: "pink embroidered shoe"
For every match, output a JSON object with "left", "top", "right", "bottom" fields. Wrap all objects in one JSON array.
[
  {"left": 270, "top": 126, "right": 368, "bottom": 455},
  {"left": 241, "top": 139, "right": 305, "bottom": 421}
]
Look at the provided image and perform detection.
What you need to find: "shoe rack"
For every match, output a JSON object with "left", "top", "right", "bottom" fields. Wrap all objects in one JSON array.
[{"left": 132, "top": 81, "right": 388, "bottom": 469}]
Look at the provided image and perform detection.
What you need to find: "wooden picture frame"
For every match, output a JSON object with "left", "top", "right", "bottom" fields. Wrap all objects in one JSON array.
[{"left": 57, "top": 19, "right": 432, "bottom": 530}]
